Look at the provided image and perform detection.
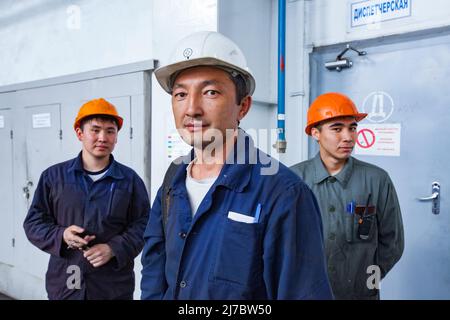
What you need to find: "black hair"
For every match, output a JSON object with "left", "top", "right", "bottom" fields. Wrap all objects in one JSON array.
[
  {"left": 312, "top": 116, "right": 358, "bottom": 133},
  {"left": 227, "top": 73, "right": 249, "bottom": 105},
  {"left": 313, "top": 123, "right": 323, "bottom": 132},
  {"left": 79, "top": 115, "right": 119, "bottom": 131}
]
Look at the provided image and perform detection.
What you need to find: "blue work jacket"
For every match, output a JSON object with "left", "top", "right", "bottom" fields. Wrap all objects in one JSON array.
[
  {"left": 23, "top": 153, "right": 150, "bottom": 300},
  {"left": 141, "top": 130, "right": 332, "bottom": 300}
]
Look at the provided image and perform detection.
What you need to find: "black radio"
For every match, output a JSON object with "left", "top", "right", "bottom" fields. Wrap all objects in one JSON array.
[{"left": 358, "top": 193, "right": 374, "bottom": 240}]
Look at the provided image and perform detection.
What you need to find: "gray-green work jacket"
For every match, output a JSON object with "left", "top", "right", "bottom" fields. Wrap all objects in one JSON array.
[{"left": 291, "top": 154, "right": 404, "bottom": 299}]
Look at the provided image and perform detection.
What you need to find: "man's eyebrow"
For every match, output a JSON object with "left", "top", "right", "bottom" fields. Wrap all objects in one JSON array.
[
  {"left": 202, "top": 80, "right": 223, "bottom": 86},
  {"left": 91, "top": 124, "right": 116, "bottom": 130},
  {"left": 329, "top": 121, "right": 358, "bottom": 128},
  {"left": 172, "top": 83, "right": 186, "bottom": 90},
  {"left": 173, "top": 79, "right": 224, "bottom": 89},
  {"left": 329, "top": 122, "right": 345, "bottom": 128}
]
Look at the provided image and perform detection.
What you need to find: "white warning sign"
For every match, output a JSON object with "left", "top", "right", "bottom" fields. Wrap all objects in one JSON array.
[
  {"left": 355, "top": 123, "right": 401, "bottom": 157},
  {"left": 32, "top": 113, "right": 51, "bottom": 128}
]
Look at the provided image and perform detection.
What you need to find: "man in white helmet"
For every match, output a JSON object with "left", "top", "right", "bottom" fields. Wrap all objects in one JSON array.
[{"left": 141, "top": 31, "right": 332, "bottom": 300}]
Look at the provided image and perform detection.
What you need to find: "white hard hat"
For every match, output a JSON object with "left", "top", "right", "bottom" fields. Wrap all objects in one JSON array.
[{"left": 155, "top": 31, "right": 256, "bottom": 96}]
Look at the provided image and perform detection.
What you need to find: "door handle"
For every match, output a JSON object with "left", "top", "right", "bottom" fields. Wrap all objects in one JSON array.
[
  {"left": 417, "top": 182, "right": 440, "bottom": 214},
  {"left": 418, "top": 192, "right": 439, "bottom": 201}
]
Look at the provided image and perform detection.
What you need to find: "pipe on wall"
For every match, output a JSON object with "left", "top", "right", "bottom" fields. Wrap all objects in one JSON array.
[{"left": 274, "top": 0, "right": 287, "bottom": 153}]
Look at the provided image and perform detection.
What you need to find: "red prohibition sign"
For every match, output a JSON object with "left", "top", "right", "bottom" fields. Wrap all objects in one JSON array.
[{"left": 357, "top": 129, "right": 375, "bottom": 148}]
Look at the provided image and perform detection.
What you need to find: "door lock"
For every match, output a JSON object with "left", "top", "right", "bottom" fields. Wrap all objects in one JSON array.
[{"left": 418, "top": 182, "right": 440, "bottom": 215}]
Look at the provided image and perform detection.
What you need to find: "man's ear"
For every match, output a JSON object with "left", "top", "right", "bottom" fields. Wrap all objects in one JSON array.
[
  {"left": 237, "top": 96, "right": 252, "bottom": 122},
  {"left": 311, "top": 127, "right": 320, "bottom": 142},
  {"left": 75, "top": 127, "right": 83, "bottom": 141}
]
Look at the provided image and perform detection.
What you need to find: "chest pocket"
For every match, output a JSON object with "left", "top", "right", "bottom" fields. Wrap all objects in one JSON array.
[
  {"left": 55, "top": 183, "right": 85, "bottom": 226},
  {"left": 211, "top": 216, "right": 263, "bottom": 287},
  {"left": 108, "top": 188, "right": 131, "bottom": 222}
]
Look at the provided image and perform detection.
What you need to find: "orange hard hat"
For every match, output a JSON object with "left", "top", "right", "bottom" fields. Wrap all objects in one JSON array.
[
  {"left": 305, "top": 92, "right": 367, "bottom": 135},
  {"left": 73, "top": 98, "right": 123, "bottom": 131}
]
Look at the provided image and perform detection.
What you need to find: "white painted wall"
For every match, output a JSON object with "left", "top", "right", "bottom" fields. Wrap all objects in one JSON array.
[
  {"left": 218, "top": 0, "right": 277, "bottom": 160},
  {"left": 281, "top": 0, "right": 310, "bottom": 166},
  {"left": 309, "top": 0, "right": 450, "bottom": 47},
  {"left": 0, "top": 0, "right": 153, "bottom": 86}
]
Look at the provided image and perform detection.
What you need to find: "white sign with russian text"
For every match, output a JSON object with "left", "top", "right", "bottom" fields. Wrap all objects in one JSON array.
[
  {"left": 351, "top": 0, "right": 411, "bottom": 28},
  {"left": 355, "top": 123, "right": 401, "bottom": 157},
  {"left": 32, "top": 113, "right": 52, "bottom": 128}
]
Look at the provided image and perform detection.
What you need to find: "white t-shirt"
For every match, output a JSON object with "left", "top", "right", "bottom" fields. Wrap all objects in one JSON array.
[
  {"left": 84, "top": 164, "right": 110, "bottom": 182},
  {"left": 185, "top": 160, "right": 218, "bottom": 217},
  {"left": 88, "top": 171, "right": 108, "bottom": 182}
]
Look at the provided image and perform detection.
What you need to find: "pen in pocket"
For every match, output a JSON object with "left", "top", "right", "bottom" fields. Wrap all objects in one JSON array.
[
  {"left": 346, "top": 200, "right": 355, "bottom": 214},
  {"left": 254, "top": 203, "right": 262, "bottom": 223},
  {"left": 107, "top": 182, "right": 116, "bottom": 215}
]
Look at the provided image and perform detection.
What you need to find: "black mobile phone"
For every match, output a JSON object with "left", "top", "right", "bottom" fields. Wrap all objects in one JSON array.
[
  {"left": 76, "top": 231, "right": 87, "bottom": 238},
  {"left": 76, "top": 231, "right": 91, "bottom": 250}
]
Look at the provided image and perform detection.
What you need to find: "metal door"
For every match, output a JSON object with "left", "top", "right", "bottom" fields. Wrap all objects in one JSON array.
[
  {"left": 0, "top": 109, "right": 14, "bottom": 265},
  {"left": 310, "top": 31, "right": 450, "bottom": 299},
  {"left": 19, "top": 103, "right": 64, "bottom": 277},
  {"left": 24, "top": 103, "right": 64, "bottom": 199}
]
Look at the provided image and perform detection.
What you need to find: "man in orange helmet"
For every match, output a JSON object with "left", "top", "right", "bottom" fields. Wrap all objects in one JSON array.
[
  {"left": 24, "top": 98, "right": 150, "bottom": 300},
  {"left": 291, "top": 92, "right": 404, "bottom": 300}
]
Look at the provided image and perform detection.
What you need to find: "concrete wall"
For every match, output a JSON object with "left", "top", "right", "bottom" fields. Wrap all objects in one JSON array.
[
  {"left": 309, "top": 0, "right": 450, "bottom": 46},
  {"left": 0, "top": 0, "right": 153, "bottom": 86}
]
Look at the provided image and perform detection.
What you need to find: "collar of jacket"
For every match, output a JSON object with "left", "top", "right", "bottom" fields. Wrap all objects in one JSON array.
[
  {"left": 170, "top": 128, "right": 253, "bottom": 194},
  {"left": 312, "top": 152, "right": 354, "bottom": 188},
  {"left": 68, "top": 151, "right": 125, "bottom": 180}
]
